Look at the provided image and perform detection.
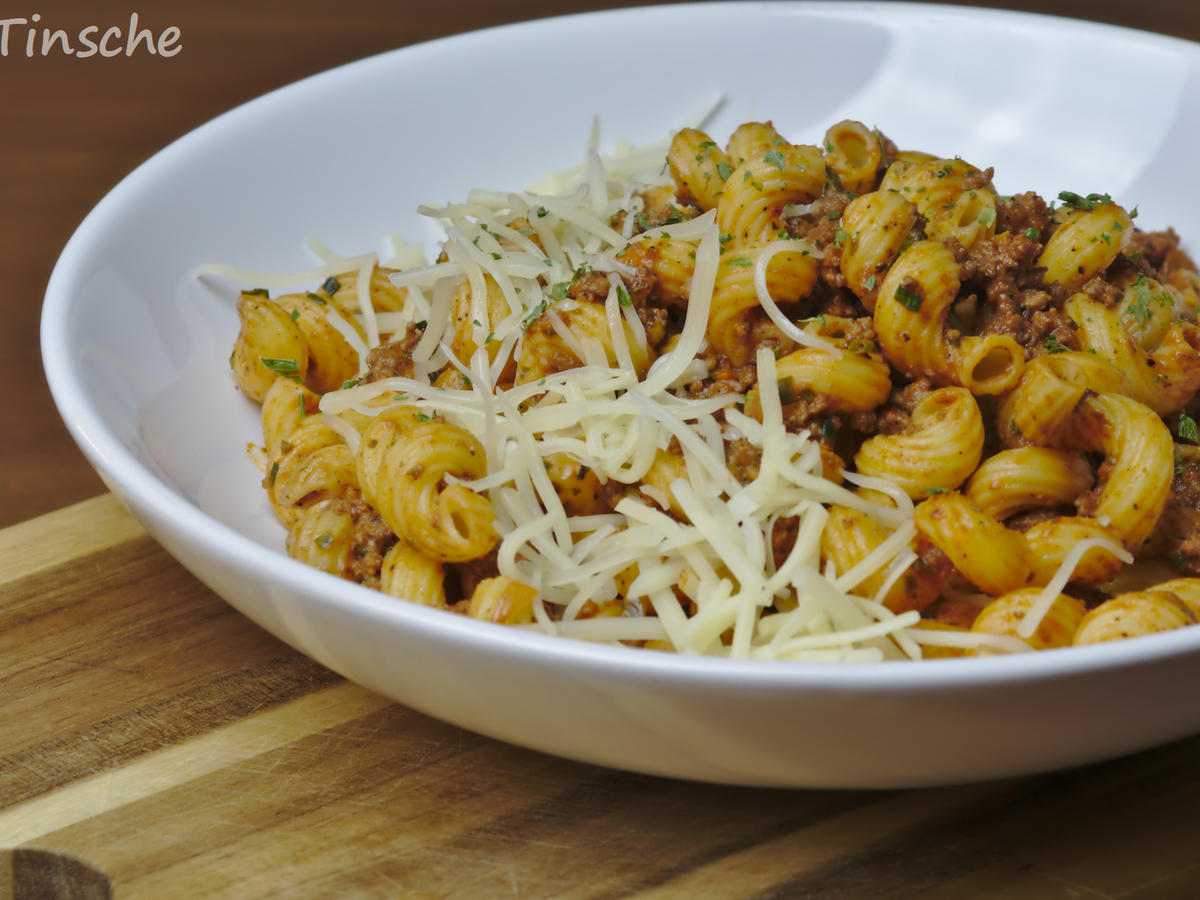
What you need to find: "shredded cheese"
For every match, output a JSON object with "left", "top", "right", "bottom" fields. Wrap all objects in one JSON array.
[{"left": 210, "top": 119, "right": 1064, "bottom": 663}]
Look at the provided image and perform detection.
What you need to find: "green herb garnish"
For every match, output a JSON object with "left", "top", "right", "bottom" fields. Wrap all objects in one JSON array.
[
  {"left": 260, "top": 357, "right": 300, "bottom": 375},
  {"left": 1057, "top": 191, "right": 1112, "bottom": 211},
  {"left": 1179, "top": 414, "right": 1199, "bottom": 444},
  {"left": 894, "top": 285, "right": 923, "bottom": 311}
]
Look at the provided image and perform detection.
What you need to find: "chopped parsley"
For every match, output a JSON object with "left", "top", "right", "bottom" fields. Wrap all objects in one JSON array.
[
  {"left": 306, "top": 292, "right": 327, "bottom": 305},
  {"left": 1126, "top": 275, "right": 1153, "bottom": 325},
  {"left": 322, "top": 277, "right": 341, "bottom": 296},
  {"left": 1022, "top": 227, "right": 1040, "bottom": 239},
  {"left": 894, "top": 284, "right": 923, "bottom": 311},
  {"left": 417, "top": 411, "right": 436, "bottom": 423},
  {"left": 260, "top": 357, "right": 300, "bottom": 375},
  {"left": 521, "top": 298, "right": 549, "bottom": 330},
  {"left": 1043, "top": 335, "right": 1070, "bottom": 354},
  {"left": 716, "top": 160, "right": 733, "bottom": 181},
  {"left": 763, "top": 149, "right": 788, "bottom": 171},
  {"left": 1179, "top": 413, "right": 1199, "bottom": 444},
  {"left": 976, "top": 207, "right": 995, "bottom": 226},
  {"left": 1057, "top": 190, "right": 1112, "bottom": 211},
  {"left": 341, "top": 376, "right": 364, "bottom": 389},
  {"left": 777, "top": 375, "right": 796, "bottom": 405},
  {"left": 315, "top": 532, "right": 333, "bottom": 549},
  {"left": 616, "top": 284, "right": 632, "bottom": 307}
]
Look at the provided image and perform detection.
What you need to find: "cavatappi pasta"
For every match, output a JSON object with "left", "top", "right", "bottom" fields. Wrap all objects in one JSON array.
[{"left": 207, "top": 117, "right": 1200, "bottom": 661}]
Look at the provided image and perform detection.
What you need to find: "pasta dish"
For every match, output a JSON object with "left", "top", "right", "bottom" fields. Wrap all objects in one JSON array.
[{"left": 205, "top": 118, "right": 1200, "bottom": 661}]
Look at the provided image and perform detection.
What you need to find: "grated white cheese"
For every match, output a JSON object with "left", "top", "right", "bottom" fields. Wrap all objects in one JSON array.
[{"left": 214, "top": 117, "right": 974, "bottom": 663}]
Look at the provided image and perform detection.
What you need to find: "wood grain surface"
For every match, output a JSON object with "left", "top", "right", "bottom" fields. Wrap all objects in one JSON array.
[
  {"left": 5, "top": 2, "right": 1200, "bottom": 897},
  {"left": 1, "top": 495, "right": 1200, "bottom": 899}
]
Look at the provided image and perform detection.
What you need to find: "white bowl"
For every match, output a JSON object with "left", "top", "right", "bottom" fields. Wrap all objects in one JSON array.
[{"left": 42, "top": 2, "right": 1200, "bottom": 788}]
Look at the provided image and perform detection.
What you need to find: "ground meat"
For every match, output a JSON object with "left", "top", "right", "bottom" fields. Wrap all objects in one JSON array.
[
  {"left": 962, "top": 231, "right": 1041, "bottom": 281},
  {"left": 995, "top": 191, "right": 1053, "bottom": 239},
  {"left": 925, "top": 596, "right": 982, "bottom": 630},
  {"left": 783, "top": 189, "right": 853, "bottom": 244},
  {"left": 364, "top": 323, "right": 423, "bottom": 382},
  {"left": 327, "top": 489, "right": 397, "bottom": 588},
  {"left": 688, "top": 315, "right": 789, "bottom": 398},
  {"left": 1128, "top": 227, "right": 1184, "bottom": 270},
  {"left": 1176, "top": 462, "right": 1200, "bottom": 511},
  {"left": 1077, "top": 274, "right": 1124, "bottom": 309},
  {"left": 567, "top": 270, "right": 613, "bottom": 305},
  {"left": 1170, "top": 530, "right": 1200, "bottom": 577},
  {"left": 1004, "top": 508, "right": 1062, "bottom": 532},
  {"left": 1075, "top": 458, "right": 1113, "bottom": 519},
  {"left": 453, "top": 545, "right": 500, "bottom": 602},
  {"left": 724, "top": 436, "right": 762, "bottom": 484},
  {"left": 874, "top": 378, "right": 933, "bottom": 435},
  {"left": 771, "top": 516, "right": 798, "bottom": 570}
]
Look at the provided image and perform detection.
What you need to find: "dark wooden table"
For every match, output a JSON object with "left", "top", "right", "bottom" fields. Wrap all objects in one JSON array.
[{"left": 4, "top": 2, "right": 1200, "bottom": 897}]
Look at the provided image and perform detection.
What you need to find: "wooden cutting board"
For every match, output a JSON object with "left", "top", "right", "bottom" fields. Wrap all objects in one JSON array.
[{"left": 3, "top": 494, "right": 1200, "bottom": 899}]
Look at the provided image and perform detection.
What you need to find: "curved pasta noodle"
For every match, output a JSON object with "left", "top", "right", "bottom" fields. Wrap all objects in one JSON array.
[
  {"left": 1065, "top": 392, "right": 1174, "bottom": 550},
  {"left": 286, "top": 500, "right": 357, "bottom": 577},
  {"left": 839, "top": 189, "right": 918, "bottom": 308},
  {"left": 997, "top": 351, "right": 1125, "bottom": 448},
  {"left": 468, "top": 576, "right": 538, "bottom": 624},
  {"left": 1039, "top": 202, "right": 1134, "bottom": 290},
  {"left": 354, "top": 405, "right": 425, "bottom": 509},
  {"left": 380, "top": 539, "right": 446, "bottom": 608},
  {"left": 668, "top": 128, "right": 731, "bottom": 211},
  {"left": 707, "top": 243, "right": 821, "bottom": 364},
  {"left": 972, "top": 588, "right": 1085, "bottom": 651},
  {"left": 822, "top": 119, "right": 884, "bottom": 196},
  {"left": 326, "top": 264, "right": 409, "bottom": 313},
  {"left": 881, "top": 157, "right": 997, "bottom": 251},
  {"left": 369, "top": 421, "right": 497, "bottom": 563},
  {"left": 517, "top": 299, "right": 653, "bottom": 382},
  {"left": 277, "top": 291, "right": 363, "bottom": 394},
  {"left": 964, "top": 447, "right": 1093, "bottom": 521},
  {"left": 821, "top": 506, "right": 940, "bottom": 614},
  {"left": 914, "top": 492, "right": 1033, "bottom": 595},
  {"left": 1073, "top": 590, "right": 1197, "bottom": 645},
  {"left": 231, "top": 290, "right": 310, "bottom": 403},
  {"left": 1024, "top": 517, "right": 1126, "bottom": 586},
  {"left": 267, "top": 416, "right": 358, "bottom": 529},
  {"left": 451, "top": 275, "right": 518, "bottom": 379},
  {"left": 744, "top": 348, "right": 891, "bottom": 420},
  {"left": 873, "top": 240, "right": 1024, "bottom": 392},
  {"left": 1066, "top": 293, "right": 1200, "bottom": 416},
  {"left": 717, "top": 144, "right": 826, "bottom": 246},
  {"left": 725, "top": 121, "right": 787, "bottom": 164},
  {"left": 854, "top": 387, "right": 984, "bottom": 499}
]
